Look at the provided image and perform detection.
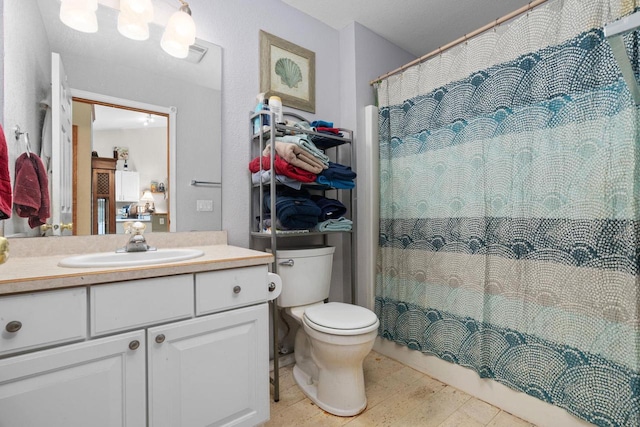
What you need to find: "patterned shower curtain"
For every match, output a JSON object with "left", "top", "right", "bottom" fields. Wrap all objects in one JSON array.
[{"left": 375, "top": 0, "right": 640, "bottom": 425}]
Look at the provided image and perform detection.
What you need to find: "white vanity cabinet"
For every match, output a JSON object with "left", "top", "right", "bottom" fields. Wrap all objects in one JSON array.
[
  {"left": 148, "top": 304, "right": 269, "bottom": 427},
  {"left": 0, "top": 330, "right": 147, "bottom": 427},
  {"left": 0, "top": 265, "right": 271, "bottom": 427}
]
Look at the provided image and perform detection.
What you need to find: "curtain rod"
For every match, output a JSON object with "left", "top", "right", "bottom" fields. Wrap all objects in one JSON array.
[{"left": 370, "top": 0, "right": 549, "bottom": 85}]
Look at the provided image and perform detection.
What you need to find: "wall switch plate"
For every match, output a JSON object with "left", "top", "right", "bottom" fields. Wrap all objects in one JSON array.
[{"left": 197, "top": 200, "right": 214, "bottom": 212}]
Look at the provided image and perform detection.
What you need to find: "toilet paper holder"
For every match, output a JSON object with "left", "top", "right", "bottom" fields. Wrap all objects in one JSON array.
[{"left": 267, "top": 272, "right": 282, "bottom": 300}]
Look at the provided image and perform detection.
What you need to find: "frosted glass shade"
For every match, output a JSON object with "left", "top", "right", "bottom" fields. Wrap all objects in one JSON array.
[
  {"left": 118, "top": 0, "right": 153, "bottom": 41},
  {"left": 118, "top": 11, "right": 149, "bottom": 40},
  {"left": 59, "top": 0, "right": 98, "bottom": 33},
  {"left": 161, "top": 10, "right": 196, "bottom": 59}
]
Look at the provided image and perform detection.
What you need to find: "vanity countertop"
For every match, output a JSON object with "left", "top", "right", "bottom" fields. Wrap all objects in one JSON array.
[{"left": 0, "top": 231, "right": 273, "bottom": 296}]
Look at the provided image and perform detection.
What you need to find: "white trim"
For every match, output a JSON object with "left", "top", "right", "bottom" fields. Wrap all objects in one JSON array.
[
  {"left": 356, "top": 106, "right": 379, "bottom": 311},
  {"left": 373, "top": 338, "right": 594, "bottom": 427},
  {"left": 70, "top": 89, "right": 177, "bottom": 232}
]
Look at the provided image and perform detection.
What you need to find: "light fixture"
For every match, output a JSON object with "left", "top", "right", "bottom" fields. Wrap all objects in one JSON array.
[
  {"left": 161, "top": 1, "right": 197, "bottom": 59},
  {"left": 59, "top": 0, "right": 98, "bottom": 33},
  {"left": 143, "top": 114, "right": 155, "bottom": 126},
  {"left": 118, "top": 0, "right": 154, "bottom": 41},
  {"left": 140, "top": 190, "right": 155, "bottom": 213}
]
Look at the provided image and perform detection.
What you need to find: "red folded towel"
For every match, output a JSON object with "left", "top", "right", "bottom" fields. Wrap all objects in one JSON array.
[
  {"left": 249, "top": 155, "right": 317, "bottom": 183},
  {"left": 13, "top": 152, "right": 50, "bottom": 228},
  {"left": 0, "top": 124, "right": 11, "bottom": 219}
]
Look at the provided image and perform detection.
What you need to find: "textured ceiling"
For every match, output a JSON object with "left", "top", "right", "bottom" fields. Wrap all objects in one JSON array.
[{"left": 282, "top": 0, "right": 532, "bottom": 57}]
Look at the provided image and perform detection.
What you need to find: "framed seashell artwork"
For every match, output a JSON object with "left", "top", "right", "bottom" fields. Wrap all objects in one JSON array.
[{"left": 260, "top": 30, "right": 315, "bottom": 113}]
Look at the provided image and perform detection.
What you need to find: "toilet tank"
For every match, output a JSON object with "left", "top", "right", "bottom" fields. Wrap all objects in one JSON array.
[{"left": 272, "top": 246, "right": 335, "bottom": 308}]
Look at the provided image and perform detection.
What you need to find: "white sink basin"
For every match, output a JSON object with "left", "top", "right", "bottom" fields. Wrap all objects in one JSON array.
[{"left": 58, "top": 248, "right": 205, "bottom": 268}]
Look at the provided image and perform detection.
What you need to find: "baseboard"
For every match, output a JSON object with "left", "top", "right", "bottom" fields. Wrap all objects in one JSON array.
[{"left": 373, "top": 338, "right": 593, "bottom": 427}]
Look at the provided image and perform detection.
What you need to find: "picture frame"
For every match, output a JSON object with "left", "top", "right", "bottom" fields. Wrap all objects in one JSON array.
[{"left": 260, "top": 30, "right": 315, "bottom": 113}]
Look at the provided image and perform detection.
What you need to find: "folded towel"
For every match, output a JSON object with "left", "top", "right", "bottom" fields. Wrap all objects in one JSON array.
[
  {"left": 316, "top": 176, "right": 355, "bottom": 189},
  {"left": 0, "top": 124, "right": 12, "bottom": 219},
  {"left": 278, "top": 135, "right": 330, "bottom": 165},
  {"left": 263, "top": 141, "right": 326, "bottom": 174},
  {"left": 319, "top": 161, "right": 357, "bottom": 181},
  {"left": 310, "top": 134, "right": 345, "bottom": 150},
  {"left": 315, "top": 127, "right": 341, "bottom": 134},
  {"left": 252, "top": 170, "right": 302, "bottom": 190},
  {"left": 264, "top": 189, "right": 320, "bottom": 230},
  {"left": 311, "top": 120, "right": 334, "bottom": 128},
  {"left": 13, "top": 153, "right": 50, "bottom": 228},
  {"left": 311, "top": 195, "right": 347, "bottom": 220},
  {"left": 315, "top": 217, "right": 353, "bottom": 232},
  {"left": 249, "top": 155, "right": 317, "bottom": 183}
]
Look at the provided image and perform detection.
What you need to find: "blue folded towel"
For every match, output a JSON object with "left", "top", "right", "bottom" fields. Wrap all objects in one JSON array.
[
  {"left": 316, "top": 176, "right": 355, "bottom": 189},
  {"left": 311, "top": 195, "right": 347, "bottom": 220},
  {"left": 319, "top": 162, "right": 357, "bottom": 181},
  {"left": 315, "top": 217, "right": 352, "bottom": 232},
  {"left": 264, "top": 189, "right": 320, "bottom": 229},
  {"left": 311, "top": 120, "right": 334, "bottom": 128}
]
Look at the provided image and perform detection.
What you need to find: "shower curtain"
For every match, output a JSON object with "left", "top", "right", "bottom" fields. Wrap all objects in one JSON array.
[{"left": 375, "top": 1, "right": 640, "bottom": 425}]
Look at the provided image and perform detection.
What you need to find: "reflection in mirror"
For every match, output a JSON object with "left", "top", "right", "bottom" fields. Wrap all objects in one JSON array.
[
  {"left": 72, "top": 101, "right": 169, "bottom": 236},
  {"left": 2, "top": 0, "right": 222, "bottom": 238}
]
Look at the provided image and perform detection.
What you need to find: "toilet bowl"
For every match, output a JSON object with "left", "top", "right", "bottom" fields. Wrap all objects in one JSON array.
[{"left": 275, "top": 246, "right": 379, "bottom": 416}]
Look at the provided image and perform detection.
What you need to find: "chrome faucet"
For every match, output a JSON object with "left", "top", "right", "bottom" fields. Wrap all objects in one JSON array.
[{"left": 120, "top": 221, "right": 156, "bottom": 252}]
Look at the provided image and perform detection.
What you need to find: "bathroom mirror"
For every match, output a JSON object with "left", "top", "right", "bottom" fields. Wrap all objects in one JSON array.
[{"left": 2, "top": 0, "right": 222, "bottom": 237}]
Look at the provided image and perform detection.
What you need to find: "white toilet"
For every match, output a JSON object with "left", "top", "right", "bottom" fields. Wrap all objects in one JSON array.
[{"left": 275, "top": 246, "right": 379, "bottom": 416}]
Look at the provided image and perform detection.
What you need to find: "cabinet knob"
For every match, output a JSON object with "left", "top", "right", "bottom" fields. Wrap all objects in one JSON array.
[
  {"left": 233, "top": 285, "right": 242, "bottom": 294},
  {"left": 5, "top": 320, "right": 22, "bottom": 333},
  {"left": 129, "top": 340, "right": 140, "bottom": 350},
  {"left": 155, "top": 334, "right": 166, "bottom": 344}
]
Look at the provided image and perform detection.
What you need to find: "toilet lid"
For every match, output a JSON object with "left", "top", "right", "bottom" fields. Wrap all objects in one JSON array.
[{"left": 303, "top": 302, "right": 379, "bottom": 332}]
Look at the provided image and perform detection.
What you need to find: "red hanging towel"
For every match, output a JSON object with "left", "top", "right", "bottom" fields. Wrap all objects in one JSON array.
[
  {"left": 13, "top": 152, "right": 50, "bottom": 228},
  {"left": 0, "top": 124, "right": 12, "bottom": 219}
]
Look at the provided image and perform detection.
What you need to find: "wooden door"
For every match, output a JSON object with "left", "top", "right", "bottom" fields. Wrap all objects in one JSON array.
[{"left": 92, "top": 157, "right": 117, "bottom": 234}]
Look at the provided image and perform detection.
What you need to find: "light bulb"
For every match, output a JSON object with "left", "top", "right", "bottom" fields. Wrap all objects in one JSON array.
[{"left": 60, "top": 0, "right": 98, "bottom": 33}]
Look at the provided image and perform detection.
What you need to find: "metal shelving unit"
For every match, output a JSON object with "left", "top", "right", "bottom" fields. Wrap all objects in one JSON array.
[{"left": 249, "top": 110, "right": 355, "bottom": 402}]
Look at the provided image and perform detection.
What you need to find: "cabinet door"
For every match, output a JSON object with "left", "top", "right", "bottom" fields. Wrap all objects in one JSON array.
[
  {"left": 116, "top": 170, "right": 140, "bottom": 202},
  {"left": 148, "top": 303, "right": 269, "bottom": 427},
  {"left": 0, "top": 330, "right": 146, "bottom": 427}
]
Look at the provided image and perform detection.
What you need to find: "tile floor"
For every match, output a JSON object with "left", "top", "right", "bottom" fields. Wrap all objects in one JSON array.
[{"left": 266, "top": 351, "right": 536, "bottom": 427}]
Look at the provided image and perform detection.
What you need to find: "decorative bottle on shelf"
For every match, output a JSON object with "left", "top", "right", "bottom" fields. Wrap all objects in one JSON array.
[
  {"left": 269, "top": 95, "right": 283, "bottom": 124},
  {"left": 253, "top": 93, "right": 270, "bottom": 134}
]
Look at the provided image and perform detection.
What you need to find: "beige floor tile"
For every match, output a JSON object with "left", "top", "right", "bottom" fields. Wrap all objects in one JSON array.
[
  {"left": 487, "top": 410, "right": 535, "bottom": 427},
  {"left": 390, "top": 386, "right": 471, "bottom": 427},
  {"left": 345, "top": 374, "right": 445, "bottom": 427},
  {"left": 265, "top": 398, "right": 325, "bottom": 427},
  {"left": 438, "top": 410, "right": 485, "bottom": 427},
  {"left": 266, "top": 351, "right": 533, "bottom": 427},
  {"left": 458, "top": 397, "right": 501, "bottom": 424}
]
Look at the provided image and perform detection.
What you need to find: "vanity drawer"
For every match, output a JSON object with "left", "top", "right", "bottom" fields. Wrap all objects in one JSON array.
[
  {"left": 91, "top": 275, "right": 194, "bottom": 337},
  {"left": 195, "top": 266, "right": 268, "bottom": 315},
  {"left": 0, "top": 288, "right": 87, "bottom": 356}
]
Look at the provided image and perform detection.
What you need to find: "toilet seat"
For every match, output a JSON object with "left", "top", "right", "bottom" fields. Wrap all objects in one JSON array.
[{"left": 303, "top": 302, "right": 379, "bottom": 336}]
